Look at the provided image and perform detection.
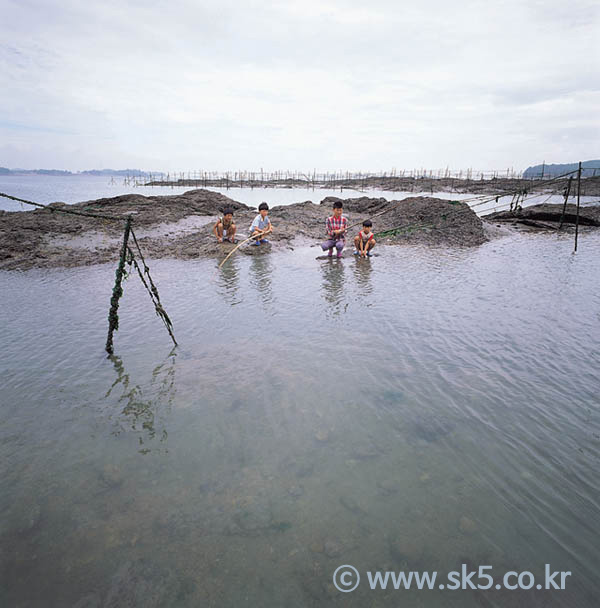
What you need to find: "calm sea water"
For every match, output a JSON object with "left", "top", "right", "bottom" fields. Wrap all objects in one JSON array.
[
  {"left": 1, "top": 174, "right": 593, "bottom": 215},
  {"left": 1, "top": 227, "right": 599, "bottom": 607},
  {"left": 0, "top": 175, "right": 411, "bottom": 211}
]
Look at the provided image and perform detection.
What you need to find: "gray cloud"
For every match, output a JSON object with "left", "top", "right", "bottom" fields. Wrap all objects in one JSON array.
[{"left": 1, "top": 0, "right": 598, "bottom": 171}]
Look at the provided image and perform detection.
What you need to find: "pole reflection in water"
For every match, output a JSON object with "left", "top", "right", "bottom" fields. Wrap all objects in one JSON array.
[
  {"left": 319, "top": 258, "right": 347, "bottom": 316},
  {"left": 105, "top": 349, "right": 177, "bottom": 454}
]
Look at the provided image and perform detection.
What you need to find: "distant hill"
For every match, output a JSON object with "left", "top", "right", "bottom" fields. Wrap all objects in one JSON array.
[
  {"left": 523, "top": 160, "right": 600, "bottom": 179},
  {"left": 33, "top": 169, "right": 73, "bottom": 176},
  {"left": 80, "top": 169, "right": 162, "bottom": 177},
  {"left": 0, "top": 168, "right": 161, "bottom": 177},
  {"left": 2, "top": 168, "right": 74, "bottom": 176}
]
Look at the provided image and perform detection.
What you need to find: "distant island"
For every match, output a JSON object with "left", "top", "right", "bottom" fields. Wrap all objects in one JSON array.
[
  {"left": 523, "top": 160, "right": 600, "bottom": 179},
  {"left": 0, "top": 167, "right": 163, "bottom": 177},
  {"left": 80, "top": 169, "right": 164, "bottom": 177}
]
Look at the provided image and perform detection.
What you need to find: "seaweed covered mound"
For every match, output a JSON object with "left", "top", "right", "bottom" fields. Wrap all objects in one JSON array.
[
  {"left": 322, "top": 195, "right": 486, "bottom": 247},
  {"left": 375, "top": 197, "right": 486, "bottom": 246},
  {"left": 321, "top": 195, "right": 390, "bottom": 214},
  {"left": 77, "top": 189, "right": 250, "bottom": 227},
  {"left": 0, "top": 190, "right": 488, "bottom": 270}
]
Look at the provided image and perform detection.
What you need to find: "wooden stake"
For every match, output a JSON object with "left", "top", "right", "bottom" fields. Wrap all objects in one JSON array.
[
  {"left": 574, "top": 161, "right": 582, "bottom": 251},
  {"left": 558, "top": 176, "right": 573, "bottom": 230},
  {"left": 105, "top": 216, "right": 132, "bottom": 355}
]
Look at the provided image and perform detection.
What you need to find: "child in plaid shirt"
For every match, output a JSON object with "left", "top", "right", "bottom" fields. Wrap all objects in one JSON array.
[{"left": 320, "top": 201, "right": 347, "bottom": 258}]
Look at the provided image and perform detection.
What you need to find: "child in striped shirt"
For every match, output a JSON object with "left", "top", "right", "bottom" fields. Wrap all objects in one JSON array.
[{"left": 354, "top": 219, "right": 376, "bottom": 257}]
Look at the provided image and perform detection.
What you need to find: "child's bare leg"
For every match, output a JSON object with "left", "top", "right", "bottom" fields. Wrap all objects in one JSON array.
[
  {"left": 367, "top": 239, "right": 376, "bottom": 253},
  {"left": 227, "top": 225, "right": 237, "bottom": 242},
  {"left": 215, "top": 223, "right": 224, "bottom": 242},
  {"left": 353, "top": 236, "right": 360, "bottom": 252}
]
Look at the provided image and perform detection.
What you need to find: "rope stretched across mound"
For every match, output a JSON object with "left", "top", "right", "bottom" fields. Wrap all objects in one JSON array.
[{"left": 0, "top": 191, "right": 177, "bottom": 355}]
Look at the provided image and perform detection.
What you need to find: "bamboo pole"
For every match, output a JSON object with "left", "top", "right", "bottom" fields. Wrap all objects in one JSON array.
[
  {"left": 574, "top": 161, "right": 582, "bottom": 252},
  {"left": 558, "top": 176, "right": 573, "bottom": 230},
  {"left": 218, "top": 228, "right": 270, "bottom": 269}
]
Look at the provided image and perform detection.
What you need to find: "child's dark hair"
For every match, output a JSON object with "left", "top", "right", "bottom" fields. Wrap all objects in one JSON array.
[
  {"left": 332, "top": 201, "right": 343, "bottom": 209},
  {"left": 258, "top": 202, "right": 269, "bottom": 211},
  {"left": 223, "top": 207, "right": 234, "bottom": 216},
  {"left": 362, "top": 219, "right": 372, "bottom": 227}
]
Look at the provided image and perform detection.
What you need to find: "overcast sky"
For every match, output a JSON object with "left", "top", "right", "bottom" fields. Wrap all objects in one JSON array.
[{"left": 1, "top": 0, "right": 598, "bottom": 172}]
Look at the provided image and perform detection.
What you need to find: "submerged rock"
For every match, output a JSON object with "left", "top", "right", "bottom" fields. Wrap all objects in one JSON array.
[
  {"left": 300, "top": 574, "right": 330, "bottom": 602},
  {"left": 314, "top": 429, "right": 330, "bottom": 442},
  {"left": 279, "top": 457, "right": 315, "bottom": 479},
  {"left": 388, "top": 534, "right": 425, "bottom": 567},
  {"left": 458, "top": 515, "right": 478, "bottom": 535},
  {"left": 5, "top": 502, "right": 43, "bottom": 535},
  {"left": 339, "top": 495, "right": 367, "bottom": 516},
  {"left": 229, "top": 498, "right": 274, "bottom": 536},
  {"left": 287, "top": 484, "right": 305, "bottom": 498},
  {"left": 99, "top": 465, "right": 124, "bottom": 489},
  {"left": 351, "top": 443, "right": 380, "bottom": 460},
  {"left": 23, "top": 502, "right": 42, "bottom": 532},
  {"left": 103, "top": 559, "right": 183, "bottom": 608},
  {"left": 323, "top": 539, "right": 343, "bottom": 558},
  {"left": 408, "top": 413, "right": 455, "bottom": 443},
  {"left": 376, "top": 478, "right": 402, "bottom": 496},
  {"left": 380, "top": 389, "right": 405, "bottom": 404},
  {"left": 72, "top": 592, "right": 102, "bottom": 608}
]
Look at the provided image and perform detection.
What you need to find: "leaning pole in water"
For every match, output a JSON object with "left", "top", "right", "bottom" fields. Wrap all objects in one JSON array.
[
  {"left": 574, "top": 161, "right": 582, "bottom": 253},
  {"left": 105, "top": 216, "right": 132, "bottom": 355}
]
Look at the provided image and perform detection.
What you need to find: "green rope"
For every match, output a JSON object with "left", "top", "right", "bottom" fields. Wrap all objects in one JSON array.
[
  {"left": 0, "top": 191, "right": 124, "bottom": 221},
  {"left": 375, "top": 220, "right": 435, "bottom": 239},
  {"left": 127, "top": 228, "right": 177, "bottom": 348}
]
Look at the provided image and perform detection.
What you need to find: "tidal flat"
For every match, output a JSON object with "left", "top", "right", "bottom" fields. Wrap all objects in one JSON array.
[{"left": 2, "top": 186, "right": 599, "bottom": 272}]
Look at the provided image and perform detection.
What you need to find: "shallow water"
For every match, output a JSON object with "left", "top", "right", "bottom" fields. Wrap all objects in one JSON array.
[{"left": 1, "top": 231, "right": 599, "bottom": 607}]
